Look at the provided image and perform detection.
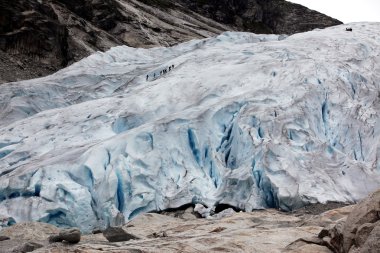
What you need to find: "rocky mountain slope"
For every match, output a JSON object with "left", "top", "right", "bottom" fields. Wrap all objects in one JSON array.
[
  {"left": 0, "top": 0, "right": 342, "bottom": 83},
  {"left": 0, "top": 23, "right": 379, "bottom": 232}
]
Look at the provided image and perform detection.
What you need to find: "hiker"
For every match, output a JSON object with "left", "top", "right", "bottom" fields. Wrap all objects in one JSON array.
[
  {"left": 169, "top": 66, "right": 171, "bottom": 71},
  {"left": 172, "top": 64, "right": 174, "bottom": 69},
  {"left": 146, "top": 75, "right": 148, "bottom": 81},
  {"left": 154, "top": 73, "right": 156, "bottom": 78}
]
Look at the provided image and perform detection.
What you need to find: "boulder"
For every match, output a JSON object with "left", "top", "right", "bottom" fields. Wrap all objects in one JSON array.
[
  {"left": 49, "top": 228, "right": 81, "bottom": 244},
  {"left": 92, "top": 228, "right": 103, "bottom": 234},
  {"left": 0, "top": 235, "right": 10, "bottom": 241},
  {"left": 102, "top": 226, "right": 140, "bottom": 242},
  {"left": 14, "top": 241, "right": 44, "bottom": 252}
]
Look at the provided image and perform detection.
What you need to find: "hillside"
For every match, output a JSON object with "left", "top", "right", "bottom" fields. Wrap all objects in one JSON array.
[{"left": 0, "top": 0, "right": 342, "bottom": 83}]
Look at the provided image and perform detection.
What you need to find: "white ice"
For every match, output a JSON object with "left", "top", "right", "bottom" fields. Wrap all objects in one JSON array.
[{"left": 0, "top": 23, "right": 380, "bottom": 232}]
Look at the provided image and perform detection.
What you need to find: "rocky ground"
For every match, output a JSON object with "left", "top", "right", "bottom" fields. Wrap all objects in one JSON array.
[
  {"left": 0, "top": 204, "right": 354, "bottom": 253},
  {"left": 2, "top": 187, "right": 380, "bottom": 253},
  {"left": 0, "top": 0, "right": 342, "bottom": 83}
]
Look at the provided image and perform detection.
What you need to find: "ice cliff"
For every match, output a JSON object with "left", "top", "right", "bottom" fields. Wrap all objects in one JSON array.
[{"left": 0, "top": 23, "right": 380, "bottom": 232}]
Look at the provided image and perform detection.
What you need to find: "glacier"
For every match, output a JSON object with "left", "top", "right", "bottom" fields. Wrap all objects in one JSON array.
[{"left": 0, "top": 23, "right": 380, "bottom": 232}]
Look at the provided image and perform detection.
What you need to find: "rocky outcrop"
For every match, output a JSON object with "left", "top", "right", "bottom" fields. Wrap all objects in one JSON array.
[
  {"left": 255, "top": 0, "right": 342, "bottom": 34},
  {"left": 285, "top": 189, "right": 380, "bottom": 253},
  {"left": 324, "top": 189, "right": 380, "bottom": 253},
  {"left": 179, "top": 0, "right": 342, "bottom": 34},
  {"left": 0, "top": 1, "right": 69, "bottom": 83},
  {"left": 0, "top": 0, "right": 341, "bottom": 83}
]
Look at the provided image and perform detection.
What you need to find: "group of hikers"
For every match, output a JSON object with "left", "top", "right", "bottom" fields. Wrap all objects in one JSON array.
[{"left": 146, "top": 64, "right": 175, "bottom": 81}]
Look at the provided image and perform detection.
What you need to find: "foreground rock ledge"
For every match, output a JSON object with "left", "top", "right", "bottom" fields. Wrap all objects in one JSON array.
[
  {"left": 0, "top": 205, "right": 355, "bottom": 253},
  {"left": 321, "top": 189, "right": 380, "bottom": 253}
]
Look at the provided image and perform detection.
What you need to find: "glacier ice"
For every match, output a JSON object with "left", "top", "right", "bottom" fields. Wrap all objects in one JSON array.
[{"left": 0, "top": 24, "right": 380, "bottom": 232}]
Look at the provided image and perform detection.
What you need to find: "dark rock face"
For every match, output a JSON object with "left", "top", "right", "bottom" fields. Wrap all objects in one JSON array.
[
  {"left": 0, "top": 2, "right": 69, "bottom": 64},
  {"left": 0, "top": 0, "right": 342, "bottom": 83},
  {"left": 0, "top": 1, "right": 69, "bottom": 83},
  {"left": 255, "top": 0, "right": 342, "bottom": 34},
  {"left": 177, "top": 0, "right": 342, "bottom": 34},
  {"left": 103, "top": 226, "right": 140, "bottom": 242}
]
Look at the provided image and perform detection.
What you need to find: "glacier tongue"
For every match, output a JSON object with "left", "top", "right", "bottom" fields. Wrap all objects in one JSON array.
[{"left": 1, "top": 24, "right": 380, "bottom": 232}]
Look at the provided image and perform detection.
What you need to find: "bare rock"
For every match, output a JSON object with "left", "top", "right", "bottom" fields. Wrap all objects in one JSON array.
[
  {"left": 358, "top": 224, "right": 380, "bottom": 253},
  {"left": 0, "top": 235, "right": 10, "bottom": 241},
  {"left": 210, "top": 227, "right": 226, "bottom": 233},
  {"left": 102, "top": 226, "right": 140, "bottom": 242},
  {"left": 181, "top": 206, "right": 200, "bottom": 220},
  {"left": 284, "top": 236, "right": 332, "bottom": 252},
  {"left": 318, "top": 226, "right": 332, "bottom": 239},
  {"left": 49, "top": 228, "right": 81, "bottom": 244},
  {"left": 285, "top": 243, "right": 332, "bottom": 253},
  {"left": 150, "top": 231, "right": 168, "bottom": 238},
  {"left": 327, "top": 219, "right": 345, "bottom": 251},
  {"left": 0, "top": 206, "right": 351, "bottom": 252},
  {"left": 12, "top": 241, "right": 43, "bottom": 253},
  {"left": 0, "top": 222, "right": 60, "bottom": 241},
  {"left": 354, "top": 222, "right": 377, "bottom": 247},
  {"left": 341, "top": 190, "right": 380, "bottom": 252},
  {"left": 92, "top": 228, "right": 103, "bottom": 234},
  {"left": 318, "top": 189, "right": 380, "bottom": 253}
]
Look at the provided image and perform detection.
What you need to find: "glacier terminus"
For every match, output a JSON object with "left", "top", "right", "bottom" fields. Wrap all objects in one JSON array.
[{"left": 0, "top": 23, "right": 380, "bottom": 232}]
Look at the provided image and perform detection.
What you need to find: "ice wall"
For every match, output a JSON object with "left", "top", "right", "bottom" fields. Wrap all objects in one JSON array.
[{"left": 0, "top": 24, "right": 380, "bottom": 232}]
